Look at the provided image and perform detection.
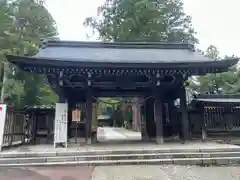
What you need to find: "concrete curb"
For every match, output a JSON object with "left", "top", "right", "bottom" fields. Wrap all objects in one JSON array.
[
  {"left": 0, "top": 156, "right": 240, "bottom": 167},
  {"left": 1, "top": 147, "right": 240, "bottom": 158},
  {"left": 0, "top": 151, "right": 240, "bottom": 166}
]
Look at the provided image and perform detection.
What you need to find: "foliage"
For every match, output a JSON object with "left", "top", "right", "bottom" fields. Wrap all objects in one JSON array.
[
  {"left": 190, "top": 45, "right": 239, "bottom": 95},
  {"left": 84, "top": 0, "right": 198, "bottom": 43},
  {"left": 97, "top": 98, "right": 121, "bottom": 115},
  {"left": 0, "top": 0, "right": 58, "bottom": 106}
]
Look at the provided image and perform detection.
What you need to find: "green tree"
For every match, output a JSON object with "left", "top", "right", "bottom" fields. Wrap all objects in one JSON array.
[
  {"left": 0, "top": 0, "right": 58, "bottom": 106},
  {"left": 190, "top": 45, "right": 239, "bottom": 94},
  {"left": 84, "top": 0, "right": 198, "bottom": 43}
]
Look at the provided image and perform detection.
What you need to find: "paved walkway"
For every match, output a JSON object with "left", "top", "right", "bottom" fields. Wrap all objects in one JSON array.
[
  {"left": 0, "top": 166, "right": 94, "bottom": 180},
  {"left": 2, "top": 165, "right": 240, "bottom": 180},
  {"left": 1, "top": 128, "right": 240, "bottom": 155},
  {"left": 91, "top": 165, "right": 240, "bottom": 180},
  {"left": 97, "top": 127, "right": 127, "bottom": 141},
  {"left": 97, "top": 127, "right": 141, "bottom": 142},
  {"left": 112, "top": 127, "right": 142, "bottom": 140}
]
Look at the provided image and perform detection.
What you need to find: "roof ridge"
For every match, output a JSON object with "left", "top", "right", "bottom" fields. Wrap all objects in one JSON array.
[{"left": 39, "top": 39, "right": 195, "bottom": 50}]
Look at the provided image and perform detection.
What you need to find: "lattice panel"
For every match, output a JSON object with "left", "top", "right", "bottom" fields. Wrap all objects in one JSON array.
[
  {"left": 2, "top": 110, "right": 26, "bottom": 147},
  {"left": 230, "top": 107, "right": 240, "bottom": 129},
  {"left": 204, "top": 107, "right": 225, "bottom": 130}
]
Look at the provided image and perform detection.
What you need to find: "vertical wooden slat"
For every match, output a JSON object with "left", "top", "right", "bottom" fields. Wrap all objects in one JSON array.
[{"left": 21, "top": 113, "right": 26, "bottom": 144}]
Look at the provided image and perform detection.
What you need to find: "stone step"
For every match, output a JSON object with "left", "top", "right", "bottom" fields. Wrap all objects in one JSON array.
[
  {"left": 1, "top": 151, "right": 240, "bottom": 165},
  {"left": 2, "top": 147, "right": 240, "bottom": 158},
  {"left": 0, "top": 156, "right": 240, "bottom": 167}
]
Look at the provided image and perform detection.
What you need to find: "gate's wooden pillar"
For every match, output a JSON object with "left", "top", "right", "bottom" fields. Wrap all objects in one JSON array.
[
  {"left": 31, "top": 113, "right": 37, "bottom": 144},
  {"left": 168, "top": 100, "right": 176, "bottom": 136},
  {"left": 67, "top": 100, "right": 73, "bottom": 138},
  {"left": 132, "top": 97, "right": 141, "bottom": 132},
  {"left": 85, "top": 88, "right": 93, "bottom": 144},
  {"left": 146, "top": 96, "right": 160, "bottom": 139},
  {"left": 58, "top": 91, "right": 66, "bottom": 103},
  {"left": 179, "top": 86, "right": 189, "bottom": 141},
  {"left": 153, "top": 89, "right": 164, "bottom": 144},
  {"left": 141, "top": 98, "right": 150, "bottom": 141},
  {"left": 201, "top": 107, "right": 207, "bottom": 141}
]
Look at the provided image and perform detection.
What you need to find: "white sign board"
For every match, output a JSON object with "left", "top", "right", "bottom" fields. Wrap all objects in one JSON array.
[
  {"left": 0, "top": 104, "right": 7, "bottom": 151},
  {"left": 54, "top": 103, "right": 68, "bottom": 148}
]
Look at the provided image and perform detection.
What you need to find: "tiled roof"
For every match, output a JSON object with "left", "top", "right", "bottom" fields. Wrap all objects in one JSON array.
[
  {"left": 33, "top": 40, "right": 212, "bottom": 63},
  {"left": 6, "top": 40, "right": 239, "bottom": 71}
]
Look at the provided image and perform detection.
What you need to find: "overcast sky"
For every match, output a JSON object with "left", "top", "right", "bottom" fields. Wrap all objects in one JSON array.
[{"left": 46, "top": 0, "right": 240, "bottom": 57}]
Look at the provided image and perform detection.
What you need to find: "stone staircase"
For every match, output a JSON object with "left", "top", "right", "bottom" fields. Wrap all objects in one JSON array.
[{"left": 1, "top": 147, "right": 240, "bottom": 167}]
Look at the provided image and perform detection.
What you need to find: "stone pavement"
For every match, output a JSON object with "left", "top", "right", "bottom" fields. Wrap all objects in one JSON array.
[
  {"left": 97, "top": 127, "right": 127, "bottom": 141},
  {"left": 112, "top": 127, "right": 142, "bottom": 140},
  {"left": 2, "top": 165, "right": 240, "bottom": 180},
  {"left": 97, "top": 127, "right": 141, "bottom": 142},
  {"left": 0, "top": 166, "right": 94, "bottom": 180},
  {"left": 92, "top": 165, "right": 240, "bottom": 180}
]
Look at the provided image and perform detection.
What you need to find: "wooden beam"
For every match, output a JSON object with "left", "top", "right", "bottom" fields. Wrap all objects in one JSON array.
[
  {"left": 93, "top": 90, "right": 151, "bottom": 97},
  {"left": 63, "top": 81, "right": 153, "bottom": 88}
]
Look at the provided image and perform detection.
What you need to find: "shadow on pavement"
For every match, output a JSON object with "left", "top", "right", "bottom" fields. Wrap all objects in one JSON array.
[{"left": 0, "top": 168, "right": 51, "bottom": 180}]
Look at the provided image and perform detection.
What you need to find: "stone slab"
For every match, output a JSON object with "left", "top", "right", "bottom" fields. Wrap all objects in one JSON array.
[
  {"left": 1, "top": 157, "right": 240, "bottom": 167},
  {"left": 1, "top": 152, "right": 240, "bottom": 162},
  {"left": 2, "top": 151, "right": 240, "bottom": 167},
  {"left": 1, "top": 142, "right": 240, "bottom": 158}
]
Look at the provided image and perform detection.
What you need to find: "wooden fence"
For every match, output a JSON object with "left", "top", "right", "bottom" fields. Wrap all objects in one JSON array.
[
  {"left": 2, "top": 107, "right": 29, "bottom": 148},
  {"left": 3, "top": 103, "right": 240, "bottom": 148},
  {"left": 187, "top": 106, "right": 240, "bottom": 139},
  {"left": 203, "top": 106, "right": 240, "bottom": 137}
]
